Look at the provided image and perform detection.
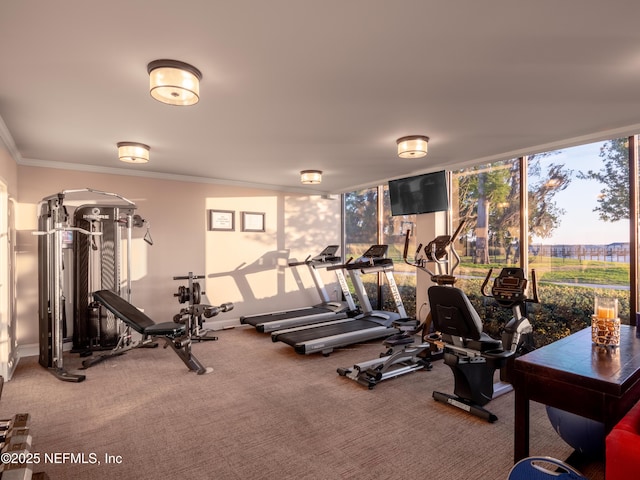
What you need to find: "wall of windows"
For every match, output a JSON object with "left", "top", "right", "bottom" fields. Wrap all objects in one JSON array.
[
  {"left": 343, "top": 186, "right": 418, "bottom": 318},
  {"left": 344, "top": 136, "right": 638, "bottom": 347}
]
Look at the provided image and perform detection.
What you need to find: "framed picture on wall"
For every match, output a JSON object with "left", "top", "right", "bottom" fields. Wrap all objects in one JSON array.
[
  {"left": 241, "top": 211, "right": 265, "bottom": 232},
  {"left": 209, "top": 209, "right": 235, "bottom": 231}
]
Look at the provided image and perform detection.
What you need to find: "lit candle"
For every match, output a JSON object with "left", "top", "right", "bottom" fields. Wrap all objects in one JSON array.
[{"left": 598, "top": 307, "right": 614, "bottom": 319}]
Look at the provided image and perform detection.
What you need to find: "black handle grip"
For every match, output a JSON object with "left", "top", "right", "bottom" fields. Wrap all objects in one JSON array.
[
  {"left": 529, "top": 269, "right": 540, "bottom": 304},
  {"left": 402, "top": 229, "right": 411, "bottom": 260},
  {"left": 481, "top": 268, "right": 494, "bottom": 297}
]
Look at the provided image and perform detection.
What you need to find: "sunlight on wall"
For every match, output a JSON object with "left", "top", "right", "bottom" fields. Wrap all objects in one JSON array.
[
  {"left": 204, "top": 193, "right": 341, "bottom": 319},
  {"left": 16, "top": 202, "right": 37, "bottom": 230},
  {"left": 15, "top": 253, "right": 37, "bottom": 345},
  {"left": 14, "top": 201, "right": 39, "bottom": 346},
  {"left": 129, "top": 238, "right": 149, "bottom": 282}
]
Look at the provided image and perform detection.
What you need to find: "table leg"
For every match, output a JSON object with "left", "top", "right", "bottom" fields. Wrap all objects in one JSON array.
[{"left": 514, "top": 385, "right": 530, "bottom": 462}]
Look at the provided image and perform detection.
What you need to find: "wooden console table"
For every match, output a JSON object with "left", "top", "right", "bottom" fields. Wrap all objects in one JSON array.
[{"left": 513, "top": 325, "right": 640, "bottom": 462}]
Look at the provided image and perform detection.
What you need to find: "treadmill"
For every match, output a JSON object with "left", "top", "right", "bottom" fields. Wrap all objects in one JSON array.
[
  {"left": 240, "top": 246, "right": 357, "bottom": 333},
  {"left": 271, "top": 245, "right": 405, "bottom": 355}
]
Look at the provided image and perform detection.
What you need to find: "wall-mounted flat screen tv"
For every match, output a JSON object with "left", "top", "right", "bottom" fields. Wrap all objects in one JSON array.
[{"left": 388, "top": 170, "right": 449, "bottom": 216}]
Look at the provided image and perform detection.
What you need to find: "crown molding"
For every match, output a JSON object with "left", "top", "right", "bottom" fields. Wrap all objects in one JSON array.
[{"left": 19, "top": 157, "right": 331, "bottom": 197}]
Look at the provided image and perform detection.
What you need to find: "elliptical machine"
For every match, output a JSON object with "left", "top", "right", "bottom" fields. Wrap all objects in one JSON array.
[
  {"left": 336, "top": 222, "right": 465, "bottom": 389},
  {"left": 173, "top": 272, "right": 234, "bottom": 342}
]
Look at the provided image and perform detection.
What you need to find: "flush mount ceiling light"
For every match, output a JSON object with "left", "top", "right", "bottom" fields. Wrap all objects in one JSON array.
[
  {"left": 397, "top": 135, "right": 429, "bottom": 159},
  {"left": 300, "top": 170, "right": 322, "bottom": 184},
  {"left": 147, "top": 59, "right": 202, "bottom": 106},
  {"left": 117, "top": 142, "right": 150, "bottom": 164}
]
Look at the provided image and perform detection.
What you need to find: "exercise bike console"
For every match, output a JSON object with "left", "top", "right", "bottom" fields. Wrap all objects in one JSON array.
[{"left": 480, "top": 267, "right": 539, "bottom": 356}]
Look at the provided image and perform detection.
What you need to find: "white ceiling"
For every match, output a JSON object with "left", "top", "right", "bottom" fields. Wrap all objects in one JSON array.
[{"left": 2, "top": 0, "right": 640, "bottom": 195}]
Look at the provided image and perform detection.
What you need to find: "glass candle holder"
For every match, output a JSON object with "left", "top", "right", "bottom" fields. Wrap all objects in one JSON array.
[
  {"left": 594, "top": 296, "right": 618, "bottom": 320},
  {"left": 592, "top": 296, "right": 620, "bottom": 347}
]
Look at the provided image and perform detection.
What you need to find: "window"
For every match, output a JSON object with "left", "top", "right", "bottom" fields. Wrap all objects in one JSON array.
[
  {"left": 343, "top": 186, "right": 417, "bottom": 318},
  {"left": 527, "top": 140, "right": 630, "bottom": 344},
  {"left": 449, "top": 159, "right": 521, "bottom": 339},
  {"left": 381, "top": 185, "right": 417, "bottom": 319},
  {"left": 344, "top": 188, "right": 381, "bottom": 310}
]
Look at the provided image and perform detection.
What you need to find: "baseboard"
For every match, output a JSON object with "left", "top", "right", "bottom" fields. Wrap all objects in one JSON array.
[
  {"left": 18, "top": 343, "right": 39, "bottom": 358},
  {"left": 17, "top": 318, "right": 242, "bottom": 360},
  {"left": 207, "top": 317, "right": 241, "bottom": 331},
  {"left": 18, "top": 340, "right": 75, "bottom": 359}
]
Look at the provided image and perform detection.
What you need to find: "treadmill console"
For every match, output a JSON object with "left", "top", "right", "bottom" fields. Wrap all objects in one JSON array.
[
  {"left": 312, "top": 245, "right": 341, "bottom": 264},
  {"left": 361, "top": 244, "right": 388, "bottom": 259},
  {"left": 349, "top": 245, "right": 392, "bottom": 271}
]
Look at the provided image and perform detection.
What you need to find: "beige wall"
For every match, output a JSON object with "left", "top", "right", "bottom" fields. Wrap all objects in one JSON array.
[
  {"left": 16, "top": 165, "right": 341, "bottom": 348},
  {"left": 0, "top": 142, "right": 19, "bottom": 377},
  {"left": 0, "top": 144, "right": 17, "bottom": 196}
]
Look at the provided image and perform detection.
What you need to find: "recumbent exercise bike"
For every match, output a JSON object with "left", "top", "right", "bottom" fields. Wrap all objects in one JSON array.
[{"left": 426, "top": 265, "right": 539, "bottom": 422}]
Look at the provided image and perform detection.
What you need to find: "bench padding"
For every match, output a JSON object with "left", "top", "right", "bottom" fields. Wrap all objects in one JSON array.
[{"left": 93, "top": 290, "right": 185, "bottom": 337}]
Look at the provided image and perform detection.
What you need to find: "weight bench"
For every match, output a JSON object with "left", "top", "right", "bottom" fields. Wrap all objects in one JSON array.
[{"left": 89, "top": 290, "right": 210, "bottom": 374}]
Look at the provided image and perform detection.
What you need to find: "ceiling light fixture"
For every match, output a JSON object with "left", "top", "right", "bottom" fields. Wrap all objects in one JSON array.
[
  {"left": 147, "top": 59, "right": 202, "bottom": 106},
  {"left": 300, "top": 170, "right": 322, "bottom": 184},
  {"left": 397, "top": 135, "right": 429, "bottom": 158},
  {"left": 117, "top": 142, "right": 150, "bottom": 164}
]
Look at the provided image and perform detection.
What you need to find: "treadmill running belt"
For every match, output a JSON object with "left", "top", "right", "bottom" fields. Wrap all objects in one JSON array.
[
  {"left": 242, "top": 306, "right": 330, "bottom": 327},
  {"left": 274, "top": 318, "right": 384, "bottom": 345}
]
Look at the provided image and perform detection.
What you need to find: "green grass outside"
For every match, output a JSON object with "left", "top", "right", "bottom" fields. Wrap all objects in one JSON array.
[
  {"left": 459, "top": 256, "right": 630, "bottom": 286},
  {"left": 346, "top": 244, "right": 632, "bottom": 346}
]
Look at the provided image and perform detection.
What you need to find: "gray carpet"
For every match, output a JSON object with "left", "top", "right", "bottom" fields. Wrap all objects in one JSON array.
[{"left": 0, "top": 327, "right": 603, "bottom": 479}]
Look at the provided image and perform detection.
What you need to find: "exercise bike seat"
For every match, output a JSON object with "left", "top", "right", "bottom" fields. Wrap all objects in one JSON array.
[{"left": 466, "top": 331, "right": 502, "bottom": 352}]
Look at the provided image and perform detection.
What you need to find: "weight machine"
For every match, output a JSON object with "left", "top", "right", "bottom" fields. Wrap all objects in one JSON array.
[
  {"left": 36, "top": 188, "right": 150, "bottom": 381},
  {"left": 172, "top": 272, "right": 234, "bottom": 342}
]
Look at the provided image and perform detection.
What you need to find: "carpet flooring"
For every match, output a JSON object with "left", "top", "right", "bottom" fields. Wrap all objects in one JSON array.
[{"left": 0, "top": 326, "right": 603, "bottom": 479}]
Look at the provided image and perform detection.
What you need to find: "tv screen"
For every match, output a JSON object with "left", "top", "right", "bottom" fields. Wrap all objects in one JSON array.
[{"left": 388, "top": 170, "right": 449, "bottom": 216}]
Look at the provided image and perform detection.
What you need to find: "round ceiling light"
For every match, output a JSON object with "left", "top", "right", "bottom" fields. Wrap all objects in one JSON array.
[
  {"left": 117, "top": 142, "right": 150, "bottom": 164},
  {"left": 300, "top": 170, "right": 322, "bottom": 184},
  {"left": 397, "top": 135, "right": 429, "bottom": 158},
  {"left": 147, "top": 59, "right": 202, "bottom": 106}
]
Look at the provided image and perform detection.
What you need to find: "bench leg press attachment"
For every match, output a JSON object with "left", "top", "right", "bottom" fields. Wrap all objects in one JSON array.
[{"left": 163, "top": 335, "right": 211, "bottom": 375}]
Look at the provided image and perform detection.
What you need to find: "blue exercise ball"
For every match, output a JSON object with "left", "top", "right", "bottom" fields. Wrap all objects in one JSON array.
[{"left": 546, "top": 406, "right": 605, "bottom": 455}]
